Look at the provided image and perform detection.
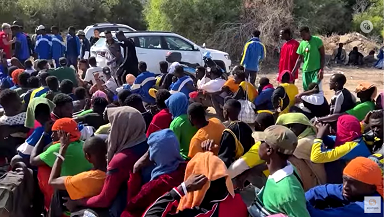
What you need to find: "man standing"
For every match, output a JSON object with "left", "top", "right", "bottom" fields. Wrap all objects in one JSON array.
[
  {"left": 50, "top": 26, "right": 65, "bottom": 68},
  {"left": 116, "top": 31, "right": 138, "bottom": 85},
  {"left": 240, "top": 30, "right": 266, "bottom": 85},
  {"left": 292, "top": 26, "right": 325, "bottom": 91},
  {"left": 0, "top": 23, "right": 15, "bottom": 59},
  {"left": 77, "top": 30, "right": 90, "bottom": 60},
  {"left": 35, "top": 25, "right": 52, "bottom": 60},
  {"left": 278, "top": 28, "right": 299, "bottom": 83},
  {"left": 66, "top": 26, "right": 81, "bottom": 68},
  {"left": 11, "top": 25, "right": 30, "bottom": 63}
]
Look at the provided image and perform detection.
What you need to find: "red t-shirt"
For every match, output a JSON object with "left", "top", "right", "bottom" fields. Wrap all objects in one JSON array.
[
  {"left": 0, "top": 31, "right": 11, "bottom": 59},
  {"left": 278, "top": 39, "right": 300, "bottom": 82}
]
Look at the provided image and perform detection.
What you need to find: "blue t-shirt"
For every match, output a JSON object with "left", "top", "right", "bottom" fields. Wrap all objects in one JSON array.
[
  {"left": 169, "top": 76, "right": 194, "bottom": 98},
  {"left": 131, "top": 72, "right": 157, "bottom": 104},
  {"left": 17, "top": 126, "right": 52, "bottom": 159}
]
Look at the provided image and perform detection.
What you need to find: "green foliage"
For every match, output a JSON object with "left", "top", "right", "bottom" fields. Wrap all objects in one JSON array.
[
  {"left": 145, "top": 0, "right": 241, "bottom": 44},
  {"left": 104, "top": 0, "right": 147, "bottom": 30},
  {"left": 352, "top": 0, "right": 383, "bottom": 37}
]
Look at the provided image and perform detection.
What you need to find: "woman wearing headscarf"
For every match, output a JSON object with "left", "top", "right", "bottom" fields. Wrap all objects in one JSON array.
[
  {"left": 318, "top": 82, "right": 377, "bottom": 122},
  {"left": 142, "top": 152, "right": 248, "bottom": 217},
  {"left": 122, "top": 129, "right": 186, "bottom": 217},
  {"left": 276, "top": 113, "right": 327, "bottom": 190},
  {"left": 64, "top": 107, "right": 149, "bottom": 216},
  {"left": 311, "top": 115, "right": 371, "bottom": 183},
  {"left": 166, "top": 92, "right": 197, "bottom": 160},
  {"left": 305, "top": 157, "right": 383, "bottom": 217}
]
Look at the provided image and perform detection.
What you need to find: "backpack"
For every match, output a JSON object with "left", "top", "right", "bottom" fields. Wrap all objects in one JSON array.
[{"left": 0, "top": 162, "right": 34, "bottom": 217}]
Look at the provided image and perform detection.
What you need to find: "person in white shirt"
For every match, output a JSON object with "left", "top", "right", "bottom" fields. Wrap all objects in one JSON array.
[
  {"left": 101, "top": 67, "right": 118, "bottom": 94},
  {"left": 199, "top": 67, "right": 226, "bottom": 93},
  {"left": 84, "top": 57, "right": 103, "bottom": 85},
  {"left": 196, "top": 66, "right": 211, "bottom": 89}
]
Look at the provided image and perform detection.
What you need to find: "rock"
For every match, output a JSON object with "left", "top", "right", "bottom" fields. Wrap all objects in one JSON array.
[
  {"left": 339, "top": 35, "right": 349, "bottom": 44},
  {"left": 349, "top": 40, "right": 362, "bottom": 48}
]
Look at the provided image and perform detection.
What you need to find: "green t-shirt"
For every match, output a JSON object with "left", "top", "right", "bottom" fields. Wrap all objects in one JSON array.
[
  {"left": 48, "top": 67, "right": 78, "bottom": 87},
  {"left": 258, "top": 165, "right": 310, "bottom": 217},
  {"left": 346, "top": 101, "right": 375, "bottom": 121},
  {"left": 76, "top": 109, "right": 94, "bottom": 117},
  {"left": 170, "top": 114, "right": 197, "bottom": 160},
  {"left": 297, "top": 36, "right": 323, "bottom": 72},
  {"left": 39, "top": 140, "right": 92, "bottom": 176}
]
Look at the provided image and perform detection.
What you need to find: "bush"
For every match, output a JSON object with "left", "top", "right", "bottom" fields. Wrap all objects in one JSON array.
[{"left": 352, "top": 0, "right": 383, "bottom": 39}]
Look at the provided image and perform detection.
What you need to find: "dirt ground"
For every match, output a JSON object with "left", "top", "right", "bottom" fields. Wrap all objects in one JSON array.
[{"left": 207, "top": 66, "right": 384, "bottom": 116}]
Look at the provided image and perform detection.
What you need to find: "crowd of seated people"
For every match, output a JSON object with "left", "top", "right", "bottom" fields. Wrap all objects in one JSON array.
[{"left": 0, "top": 43, "right": 382, "bottom": 217}]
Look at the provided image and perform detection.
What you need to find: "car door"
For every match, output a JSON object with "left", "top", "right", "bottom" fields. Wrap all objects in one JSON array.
[
  {"left": 163, "top": 36, "right": 202, "bottom": 66},
  {"left": 130, "top": 35, "right": 169, "bottom": 74}
]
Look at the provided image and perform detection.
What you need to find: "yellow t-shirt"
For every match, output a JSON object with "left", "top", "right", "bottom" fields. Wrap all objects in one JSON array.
[
  {"left": 241, "top": 141, "right": 269, "bottom": 176},
  {"left": 64, "top": 170, "right": 106, "bottom": 200},
  {"left": 280, "top": 83, "right": 299, "bottom": 108},
  {"left": 239, "top": 81, "right": 258, "bottom": 102},
  {"left": 188, "top": 118, "right": 225, "bottom": 158}
]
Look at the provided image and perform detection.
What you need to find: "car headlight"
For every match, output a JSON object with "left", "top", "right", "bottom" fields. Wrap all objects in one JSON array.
[{"left": 224, "top": 54, "right": 230, "bottom": 60}]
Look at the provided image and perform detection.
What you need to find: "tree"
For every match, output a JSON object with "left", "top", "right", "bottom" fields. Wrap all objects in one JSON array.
[
  {"left": 104, "top": 0, "right": 147, "bottom": 30},
  {"left": 353, "top": 0, "right": 383, "bottom": 38}
]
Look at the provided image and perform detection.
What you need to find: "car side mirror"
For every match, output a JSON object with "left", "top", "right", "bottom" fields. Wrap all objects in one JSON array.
[{"left": 202, "top": 43, "right": 206, "bottom": 48}]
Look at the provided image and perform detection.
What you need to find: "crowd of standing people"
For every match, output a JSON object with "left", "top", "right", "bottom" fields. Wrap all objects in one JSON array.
[{"left": 0, "top": 21, "right": 382, "bottom": 217}]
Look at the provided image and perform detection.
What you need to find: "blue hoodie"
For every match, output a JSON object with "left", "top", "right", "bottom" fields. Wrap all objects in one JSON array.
[
  {"left": 240, "top": 37, "right": 266, "bottom": 72},
  {"left": 66, "top": 34, "right": 81, "bottom": 58},
  {"left": 165, "top": 92, "right": 189, "bottom": 118},
  {"left": 148, "top": 129, "right": 184, "bottom": 180},
  {"left": 35, "top": 34, "right": 52, "bottom": 59},
  {"left": 51, "top": 34, "right": 65, "bottom": 60}
]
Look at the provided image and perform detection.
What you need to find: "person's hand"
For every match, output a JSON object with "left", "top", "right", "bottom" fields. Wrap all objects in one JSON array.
[
  {"left": 201, "top": 139, "right": 219, "bottom": 154},
  {"left": 183, "top": 174, "right": 208, "bottom": 192},
  {"left": 295, "top": 93, "right": 303, "bottom": 103},
  {"left": 172, "top": 76, "right": 177, "bottom": 83},
  {"left": 63, "top": 197, "right": 81, "bottom": 211},
  {"left": 362, "top": 111, "right": 373, "bottom": 124},
  {"left": 316, "top": 122, "right": 330, "bottom": 138},
  {"left": 44, "top": 120, "right": 54, "bottom": 133},
  {"left": 45, "top": 90, "right": 55, "bottom": 101},
  {"left": 84, "top": 98, "right": 91, "bottom": 110},
  {"left": 133, "top": 150, "right": 150, "bottom": 174},
  {"left": 317, "top": 69, "right": 324, "bottom": 81},
  {"left": 58, "top": 130, "right": 71, "bottom": 151}
]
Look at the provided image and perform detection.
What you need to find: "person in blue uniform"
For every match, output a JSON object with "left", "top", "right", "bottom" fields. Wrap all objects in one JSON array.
[
  {"left": 131, "top": 61, "right": 157, "bottom": 104},
  {"left": 50, "top": 26, "right": 65, "bottom": 68},
  {"left": 35, "top": 25, "right": 52, "bottom": 60},
  {"left": 65, "top": 26, "right": 81, "bottom": 68}
]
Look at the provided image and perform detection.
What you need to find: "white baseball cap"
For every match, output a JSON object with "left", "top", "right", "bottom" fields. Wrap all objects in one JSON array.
[{"left": 36, "top": 25, "right": 45, "bottom": 31}]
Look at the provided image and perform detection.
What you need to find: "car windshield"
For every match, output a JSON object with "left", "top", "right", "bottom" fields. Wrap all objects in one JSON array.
[{"left": 93, "top": 37, "right": 119, "bottom": 48}]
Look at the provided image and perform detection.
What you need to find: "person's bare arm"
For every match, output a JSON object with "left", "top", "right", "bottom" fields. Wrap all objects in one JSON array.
[
  {"left": 316, "top": 113, "right": 344, "bottom": 123},
  {"left": 2, "top": 37, "right": 15, "bottom": 45},
  {"left": 30, "top": 121, "right": 54, "bottom": 166},
  {"left": 48, "top": 131, "right": 70, "bottom": 190},
  {"left": 291, "top": 56, "right": 303, "bottom": 78},
  {"left": 318, "top": 46, "right": 325, "bottom": 80}
]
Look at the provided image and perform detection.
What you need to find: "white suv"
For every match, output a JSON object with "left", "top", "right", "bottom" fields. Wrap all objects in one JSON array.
[
  {"left": 90, "top": 31, "right": 231, "bottom": 74},
  {"left": 83, "top": 23, "right": 136, "bottom": 40}
]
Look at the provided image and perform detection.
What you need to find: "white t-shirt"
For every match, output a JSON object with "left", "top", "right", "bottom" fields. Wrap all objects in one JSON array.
[
  {"left": 24, "top": 69, "right": 35, "bottom": 74},
  {"left": 197, "top": 76, "right": 211, "bottom": 89},
  {"left": 104, "top": 77, "right": 118, "bottom": 94},
  {"left": 200, "top": 78, "right": 226, "bottom": 93},
  {"left": 84, "top": 66, "right": 103, "bottom": 85}
]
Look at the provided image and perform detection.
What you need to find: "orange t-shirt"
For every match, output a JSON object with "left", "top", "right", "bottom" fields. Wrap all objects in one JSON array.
[
  {"left": 223, "top": 78, "right": 239, "bottom": 93},
  {"left": 64, "top": 170, "right": 106, "bottom": 200},
  {"left": 188, "top": 118, "right": 226, "bottom": 158}
]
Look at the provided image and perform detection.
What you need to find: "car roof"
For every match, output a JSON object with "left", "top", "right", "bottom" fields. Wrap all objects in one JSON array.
[{"left": 99, "top": 31, "right": 177, "bottom": 37}]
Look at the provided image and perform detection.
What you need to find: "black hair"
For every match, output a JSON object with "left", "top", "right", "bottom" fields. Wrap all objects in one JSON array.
[
  {"left": 46, "top": 76, "right": 59, "bottom": 90},
  {"left": 235, "top": 70, "right": 246, "bottom": 81},
  {"left": 59, "top": 57, "right": 67, "bottom": 67},
  {"left": 187, "top": 102, "right": 206, "bottom": 120},
  {"left": 118, "top": 90, "right": 132, "bottom": 104},
  {"left": 18, "top": 72, "right": 30, "bottom": 87},
  {"left": 60, "top": 79, "right": 74, "bottom": 94},
  {"left": 53, "top": 93, "right": 73, "bottom": 107},
  {"left": 83, "top": 136, "right": 107, "bottom": 156},
  {"left": 174, "top": 65, "right": 184, "bottom": 74},
  {"left": 156, "top": 89, "right": 171, "bottom": 109},
  {"left": 79, "top": 59, "right": 88, "bottom": 65},
  {"left": 34, "top": 103, "right": 51, "bottom": 119},
  {"left": 104, "top": 30, "right": 112, "bottom": 35},
  {"left": 24, "top": 59, "right": 33, "bottom": 69},
  {"left": 369, "top": 50, "right": 375, "bottom": 55},
  {"left": 116, "top": 30, "right": 124, "bottom": 37},
  {"left": 92, "top": 97, "right": 109, "bottom": 110},
  {"left": 252, "top": 30, "right": 261, "bottom": 37},
  {"left": 332, "top": 73, "right": 346, "bottom": 86},
  {"left": 27, "top": 76, "right": 40, "bottom": 88},
  {"left": 299, "top": 26, "right": 310, "bottom": 33},
  {"left": 282, "top": 28, "right": 291, "bottom": 37},
  {"left": 281, "top": 71, "right": 291, "bottom": 83},
  {"left": 124, "top": 94, "right": 143, "bottom": 107},
  {"left": 88, "top": 56, "right": 97, "bottom": 66},
  {"left": 272, "top": 86, "right": 289, "bottom": 110},
  {"left": 255, "top": 112, "right": 275, "bottom": 129},
  {"left": 138, "top": 61, "right": 147, "bottom": 72},
  {"left": 68, "top": 26, "right": 75, "bottom": 32},
  {"left": 353, "top": 47, "right": 358, "bottom": 51},
  {"left": 371, "top": 110, "right": 383, "bottom": 120},
  {"left": 159, "top": 61, "right": 168, "bottom": 71},
  {"left": 196, "top": 66, "right": 206, "bottom": 73},
  {"left": 224, "top": 99, "right": 241, "bottom": 114},
  {"left": 51, "top": 26, "right": 59, "bottom": 31},
  {"left": 210, "top": 66, "right": 222, "bottom": 77},
  {"left": 8, "top": 66, "right": 18, "bottom": 77},
  {"left": 259, "top": 77, "right": 270, "bottom": 86},
  {"left": 37, "top": 60, "right": 48, "bottom": 70},
  {"left": 0, "top": 89, "right": 18, "bottom": 107},
  {"left": 74, "top": 87, "right": 87, "bottom": 100}
]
